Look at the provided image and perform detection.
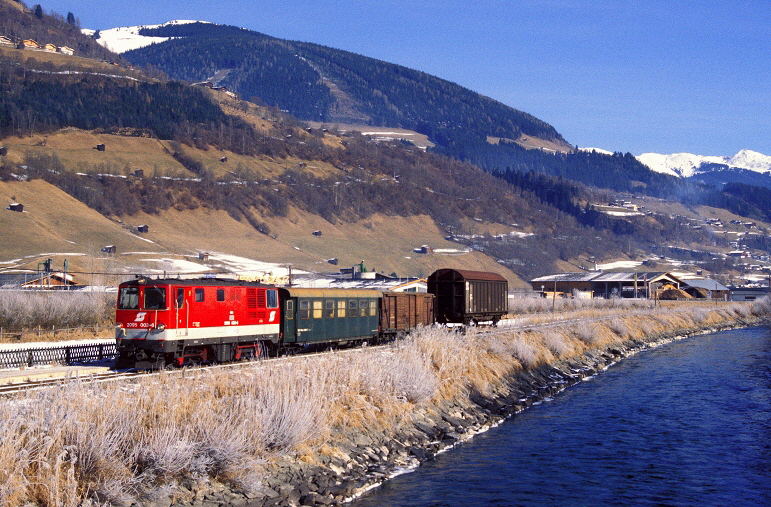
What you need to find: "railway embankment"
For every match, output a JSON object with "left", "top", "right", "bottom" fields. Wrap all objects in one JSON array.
[
  {"left": 162, "top": 302, "right": 771, "bottom": 507},
  {"left": 2, "top": 302, "right": 769, "bottom": 507}
]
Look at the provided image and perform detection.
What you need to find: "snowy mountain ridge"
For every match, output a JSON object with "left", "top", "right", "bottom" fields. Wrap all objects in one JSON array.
[{"left": 636, "top": 149, "right": 771, "bottom": 178}]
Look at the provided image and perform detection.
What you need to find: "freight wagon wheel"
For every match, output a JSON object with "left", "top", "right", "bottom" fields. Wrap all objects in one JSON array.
[{"left": 278, "top": 347, "right": 296, "bottom": 357}]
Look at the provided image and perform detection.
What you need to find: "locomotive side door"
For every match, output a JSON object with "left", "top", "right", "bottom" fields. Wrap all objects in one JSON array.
[{"left": 175, "top": 287, "right": 189, "bottom": 336}]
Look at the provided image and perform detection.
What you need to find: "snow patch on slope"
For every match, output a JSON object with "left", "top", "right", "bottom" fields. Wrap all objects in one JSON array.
[
  {"left": 83, "top": 20, "right": 206, "bottom": 54},
  {"left": 579, "top": 147, "right": 615, "bottom": 156}
]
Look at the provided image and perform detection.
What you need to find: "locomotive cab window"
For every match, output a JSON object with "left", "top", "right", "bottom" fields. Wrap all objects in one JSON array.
[
  {"left": 144, "top": 287, "right": 167, "bottom": 309},
  {"left": 216, "top": 289, "right": 226, "bottom": 302},
  {"left": 195, "top": 288, "right": 204, "bottom": 302},
  {"left": 118, "top": 287, "right": 140, "bottom": 309},
  {"left": 176, "top": 288, "right": 185, "bottom": 308},
  {"left": 267, "top": 290, "right": 278, "bottom": 309}
]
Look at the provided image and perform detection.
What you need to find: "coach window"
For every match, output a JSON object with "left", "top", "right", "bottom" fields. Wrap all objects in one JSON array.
[
  {"left": 324, "top": 300, "right": 334, "bottom": 318},
  {"left": 337, "top": 300, "right": 346, "bottom": 318},
  {"left": 286, "top": 300, "right": 294, "bottom": 320},
  {"left": 299, "top": 300, "right": 310, "bottom": 319},
  {"left": 195, "top": 288, "right": 204, "bottom": 302},
  {"left": 348, "top": 300, "right": 358, "bottom": 317},
  {"left": 359, "top": 299, "right": 368, "bottom": 317},
  {"left": 144, "top": 286, "right": 167, "bottom": 310},
  {"left": 118, "top": 287, "right": 139, "bottom": 309},
  {"left": 313, "top": 300, "right": 323, "bottom": 319},
  {"left": 216, "top": 289, "right": 226, "bottom": 302},
  {"left": 369, "top": 299, "right": 377, "bottom": 316},
  {"left": 176, "top": 288, "right": 185, "bottom": 308},
  {"left": 267, "top": 289, "right": 278, "bottom": 309}
]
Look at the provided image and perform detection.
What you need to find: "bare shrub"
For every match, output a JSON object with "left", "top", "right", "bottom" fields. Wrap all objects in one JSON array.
[
  {"left": 572, "top": 322, "right": 601, "bottom": 345},
  {"left": 247, "top": 368, "right": 327, "bottom": 453},
  {"left": 0, "top": 406, "right": 32, "bottom": 507},
  {"left": 690, "top": 309, "right": 709, "bottom": 324},
  {"left": 751, "top": 296, "right": 771, "bottom": 317},
  {"left": 506, "top": 332, "right": 540, "bottom": 369},
  {"left": 606, "top": 318, "right": 630, "bottom": 338},
  {"left": 731, "top": 303, "right": 753, "bottom": 318},
  {"left": 388, "top": 351, "right": 438, "bottom": 404},
  {"left": 543, "top": 332, "right": 572, "bottom": 358},
  {"left": 403, "top": 326, "right": 472, "bottom": 386},
  {"left": 635, "top": 317, "right": 659, "bottom": 337}
]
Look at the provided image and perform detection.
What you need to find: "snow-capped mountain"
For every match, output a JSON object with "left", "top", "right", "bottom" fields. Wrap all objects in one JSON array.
[
  {"left": 637, "top": 149, "right": 771, "bottom": 178},
  {"left": 82, "top": 20, "right": 207, "bottom": 54}
]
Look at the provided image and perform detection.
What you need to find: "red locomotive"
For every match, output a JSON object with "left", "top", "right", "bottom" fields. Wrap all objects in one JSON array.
[{"left": 115, "top": 278, "right": 280, "bottom": 369}]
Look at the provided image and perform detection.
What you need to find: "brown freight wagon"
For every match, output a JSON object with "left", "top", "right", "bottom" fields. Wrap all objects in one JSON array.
[
  {"left": 428, "top": 269, "right": 508, "bottom": 325},
  {"left": 380, "top": 292, "right": 435, "bottom": 336}
]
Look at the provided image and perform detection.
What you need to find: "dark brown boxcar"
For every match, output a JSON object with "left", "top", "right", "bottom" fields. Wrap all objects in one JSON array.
[
  {"left": 428, "top": 269, "right": 508, "bottom": 325},
  {"left": 380, "top": 292, "right": 435, "bottom": 335}
]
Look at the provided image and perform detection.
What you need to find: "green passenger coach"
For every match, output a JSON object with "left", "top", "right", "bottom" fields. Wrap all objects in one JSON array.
[{"left": 278, "top": 288, "right": 382, "bottom": 348}]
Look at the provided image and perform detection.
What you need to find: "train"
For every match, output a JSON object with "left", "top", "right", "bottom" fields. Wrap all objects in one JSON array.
[{"left": 114, "top": 268, "right": 507, "bottom": 369}]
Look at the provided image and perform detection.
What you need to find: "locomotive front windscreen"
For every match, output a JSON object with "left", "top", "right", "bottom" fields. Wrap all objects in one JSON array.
[
  {"left": 118, "top": 287, "right": 139, "bottom": 309},
  {"left": 118, "top": 286, "right": 167, "bottom": 310},
  {"left": 144, "top": 287, "right": 167, "bottom": 309}
]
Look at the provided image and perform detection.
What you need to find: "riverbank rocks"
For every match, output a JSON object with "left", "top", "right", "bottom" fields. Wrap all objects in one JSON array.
[{"left": 161, "top": 317, "right": 766, "bottom": 507}]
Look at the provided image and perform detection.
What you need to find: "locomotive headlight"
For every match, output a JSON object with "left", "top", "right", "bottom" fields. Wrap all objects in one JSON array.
[{"left": 156, "top": 323, "right": 166, "bottom": 331}]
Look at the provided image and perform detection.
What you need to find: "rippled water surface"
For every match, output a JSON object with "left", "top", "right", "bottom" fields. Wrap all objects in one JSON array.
[{"left": 352, "top": 327, "right": 771, "bottom": 507}]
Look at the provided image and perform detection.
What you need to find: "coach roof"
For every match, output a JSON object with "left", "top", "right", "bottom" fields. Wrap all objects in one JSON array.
[{"left": 279, "top": 288, "right": 383, "bottom": 299}]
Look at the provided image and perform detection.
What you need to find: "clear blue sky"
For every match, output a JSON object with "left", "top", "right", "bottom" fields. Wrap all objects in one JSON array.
[{"left": 37, "top": 0, "right": 771, "bottom": 156}]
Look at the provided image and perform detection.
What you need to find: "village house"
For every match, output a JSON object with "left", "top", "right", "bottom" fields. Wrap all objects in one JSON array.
[
  {"left": 530, "top": 271, "right": 687, "bottom": 299},
  {"left": 0, "top": 272, "right": 79, "bottom": 290},
  {"left": 19, "top": 39, "right": 40, "bottom": 49}
]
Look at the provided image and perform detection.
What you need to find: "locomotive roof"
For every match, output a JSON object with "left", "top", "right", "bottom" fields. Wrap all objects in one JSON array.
[{"left": 118, "top": 278, "right": 275, "bottom": 288}]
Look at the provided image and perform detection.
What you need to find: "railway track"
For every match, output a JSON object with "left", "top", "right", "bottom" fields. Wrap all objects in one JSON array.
[{"left": 0, "top": 369, "right": 147, "bottom": 395}]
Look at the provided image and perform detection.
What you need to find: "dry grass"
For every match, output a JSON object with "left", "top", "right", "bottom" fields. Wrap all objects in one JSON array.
[
  {"left": 507, "top": 296, "right": 654, "bottom": 315},
  {"left": 0, "top": 301, "right": 765, "bottom": 506},
  {"left": 0, "top": 291, "right": 113, "bottom": 332}
]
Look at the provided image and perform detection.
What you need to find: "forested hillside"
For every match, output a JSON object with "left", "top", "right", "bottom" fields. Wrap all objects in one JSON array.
[
  {"left": 121, "top": 21, "right": 735, "bottom": 204},
  {"left": 124, "top": 23, "right": 569, "bottom": 153}
]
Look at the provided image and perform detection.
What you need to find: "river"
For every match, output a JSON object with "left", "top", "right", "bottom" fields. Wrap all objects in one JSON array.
[{"left": 351, "top": 326, "right": 771, "bottom": 507}]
